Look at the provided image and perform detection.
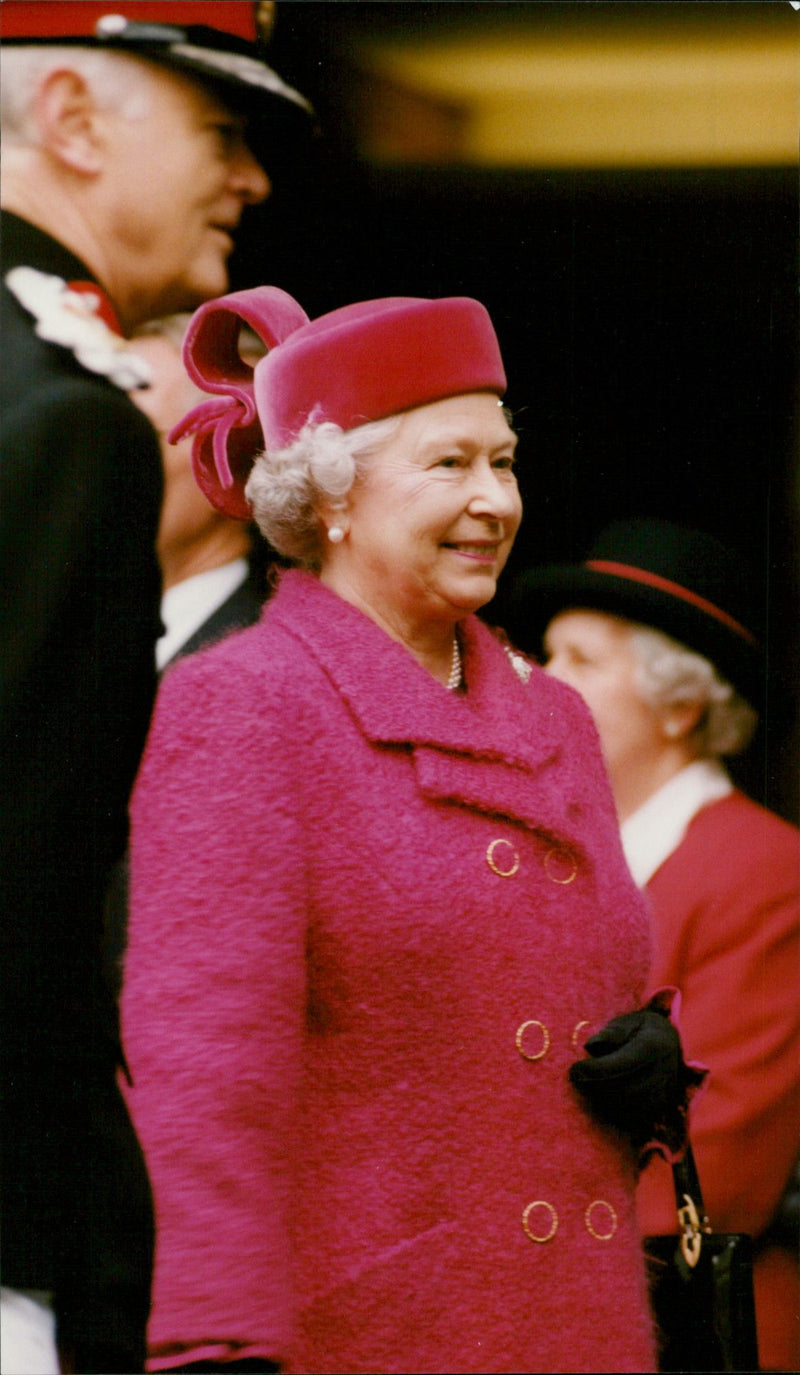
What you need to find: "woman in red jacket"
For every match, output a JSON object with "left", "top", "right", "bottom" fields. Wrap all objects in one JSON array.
[
  {"left": 509, "top": 519, "right": 800, "bottom": 1371},
  {"left": 121, "top": 291, "right": 693, "bottom": 1373}
]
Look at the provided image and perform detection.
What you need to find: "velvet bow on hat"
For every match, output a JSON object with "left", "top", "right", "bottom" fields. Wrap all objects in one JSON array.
[
  {"left": 506, "top": 518, "right": 763, "bottom": 708},
  {"left": 169, "top": 286, "right": 508, "bottom": 520}
]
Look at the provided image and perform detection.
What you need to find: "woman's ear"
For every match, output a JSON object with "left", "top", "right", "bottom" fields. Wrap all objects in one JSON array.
[
  {"left": 661, "top": 700, "right": 704, "bottom": 742},
  {"left": 35, "top": 68, "right": 104, "bottom": 175}
]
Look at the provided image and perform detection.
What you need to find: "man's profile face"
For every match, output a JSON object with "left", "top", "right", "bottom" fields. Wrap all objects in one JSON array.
[{"left": 99, "top": 61, "right": 271, "bottom": 327}]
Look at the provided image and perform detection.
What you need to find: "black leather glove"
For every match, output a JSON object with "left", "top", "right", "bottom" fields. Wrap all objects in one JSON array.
[{"left": 568, "top": 990, "right": 707, "bottom": 1162}]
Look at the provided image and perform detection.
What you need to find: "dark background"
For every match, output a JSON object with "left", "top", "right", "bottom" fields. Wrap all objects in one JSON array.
[{"left": 231, "top": 2, "right": 799, "bottom": 820}]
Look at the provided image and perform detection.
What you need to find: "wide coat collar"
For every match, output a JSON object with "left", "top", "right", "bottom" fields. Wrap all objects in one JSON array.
[{"left": 265, "top": 571, "right": 600, "bottom": 844}]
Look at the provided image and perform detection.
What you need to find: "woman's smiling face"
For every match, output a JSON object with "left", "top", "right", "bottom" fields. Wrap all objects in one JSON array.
[{"left": 320, "top": 392, "right": 521, "bottom": 639}]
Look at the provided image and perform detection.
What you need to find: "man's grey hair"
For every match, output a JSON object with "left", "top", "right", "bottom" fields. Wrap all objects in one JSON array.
[
  {"left": 1, "top": 46, "right": 154, "bottom": 147},
  {"left": 629, "top": 622, "right": 758, "bottom": 757}
]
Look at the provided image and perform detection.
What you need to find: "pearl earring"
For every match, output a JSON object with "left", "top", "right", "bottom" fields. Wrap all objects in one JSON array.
[{"left": 328, "top": 525, "right": 345, "bottom": 544}]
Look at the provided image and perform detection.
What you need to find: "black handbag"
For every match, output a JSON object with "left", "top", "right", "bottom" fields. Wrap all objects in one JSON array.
[{"left": 644, "top": 1143, "right": 759, "bottom": 1372}]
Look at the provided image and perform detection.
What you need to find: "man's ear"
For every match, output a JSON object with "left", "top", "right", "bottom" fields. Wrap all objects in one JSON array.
[{"left": 35, "top": 68, "right": 104, "bottom": 175}]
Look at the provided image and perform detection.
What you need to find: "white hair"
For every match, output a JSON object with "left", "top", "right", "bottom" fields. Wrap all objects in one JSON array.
[
  {"left": 245, "top": 415, "right": 401, "bottom": 569},
  {"left": 0, "top": 47, "right": 154, "bottom": 147},
  {"left": 629, "top": 623, "right": 758, "bottom": 757}
]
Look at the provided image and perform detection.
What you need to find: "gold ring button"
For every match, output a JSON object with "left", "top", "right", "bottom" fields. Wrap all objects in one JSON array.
[
  {"left": 515, "top": 1019, "right": 550, "bottom": 1061},
  {"left": 585, "top": 1200, "right": 618, "bottom": 1241},
  {"left": 543, "top": 846, "right": 578, "bottom": 884},
  {"left": 571, "top": 1020, "right": 591, "bottom": 1052},
  {"left": 486, "top": 838, "right": 520, "bottom": 878},
  {"left": 522, "top": 1200, "right": 558, "bottom": 1244}
]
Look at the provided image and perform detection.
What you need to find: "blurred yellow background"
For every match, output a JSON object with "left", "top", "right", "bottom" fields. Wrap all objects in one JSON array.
[{"left": 350, "top": 5, "right": 798, "bottom": 166}]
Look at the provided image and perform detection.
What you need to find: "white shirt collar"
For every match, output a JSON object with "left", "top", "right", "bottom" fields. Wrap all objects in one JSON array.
[
  {"left": 621, "top": 758, "right": 734, "bottom": 887},
  {"left": 156, "top": 558, "right": 248, "bottom": 670}
]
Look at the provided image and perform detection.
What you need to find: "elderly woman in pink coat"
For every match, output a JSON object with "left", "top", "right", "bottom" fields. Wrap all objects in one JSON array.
[{"left": 121, "top": 289, "right": 693, "bottom": 1374}]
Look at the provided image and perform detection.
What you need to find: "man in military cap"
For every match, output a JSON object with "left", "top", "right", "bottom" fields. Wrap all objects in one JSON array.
[{"left": 0, "top": 6, "right": 310, "bottom": 1371}]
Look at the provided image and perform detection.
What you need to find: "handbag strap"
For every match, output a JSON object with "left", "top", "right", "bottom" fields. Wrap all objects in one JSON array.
[{"left": 672, "top": 1141, "right": 712, "bottom": 1268}]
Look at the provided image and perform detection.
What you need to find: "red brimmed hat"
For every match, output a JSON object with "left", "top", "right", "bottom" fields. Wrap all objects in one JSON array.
[
  {"left": 2, "top": 2, "right": 312, "bottom": 122},
  {"left": 169, "top": 285, "right": 508, "bottom": 520},
  {"left": 506, "top": 519, "right": 764, "bottom": 708}
]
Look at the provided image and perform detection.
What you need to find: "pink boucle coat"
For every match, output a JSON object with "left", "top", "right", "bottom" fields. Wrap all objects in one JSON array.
[{"left": 122, "top": 570, "right": 656, "bottom": 1374}]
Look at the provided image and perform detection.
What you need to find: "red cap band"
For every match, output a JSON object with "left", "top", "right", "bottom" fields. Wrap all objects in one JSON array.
[
  {"left": 2, "top": 2, "right": 257, "bottom": 42},
  {"left": 586, "top": 560, "right": 758, "bottom": 644}
]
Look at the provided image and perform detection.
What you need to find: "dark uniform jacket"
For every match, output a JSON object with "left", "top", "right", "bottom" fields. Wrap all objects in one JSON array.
[
  {"left": 172, "top": 561, "right": 267, "bottom": 664},
  {"left": 0, "top": 210, "right": 160, "bottom": 1372}
]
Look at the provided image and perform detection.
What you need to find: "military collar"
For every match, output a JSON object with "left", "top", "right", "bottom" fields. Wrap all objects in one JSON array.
[
  {"left": 1, "top": 211, "right": 150, "bottom": 389},
  {"left": 2, "top": 210, "right": 100, "bottom": 284}
]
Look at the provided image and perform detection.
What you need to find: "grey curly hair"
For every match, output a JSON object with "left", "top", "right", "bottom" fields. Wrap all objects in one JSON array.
[
  {"left": 245, "top": 415, "right": 401, "bottom": 568},
  {"left": 629, "top": 623, "right": 758, "bottom": 757}
]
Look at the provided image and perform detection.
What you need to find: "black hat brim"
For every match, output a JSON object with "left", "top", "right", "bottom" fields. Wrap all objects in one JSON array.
[
  {"left": 8, "top": 26, "right": 315, "bottom": 162},
  {"left": 505, "top": 563, "right": 763, "bottom": 709},
  {"left": 120, "top": 33, "right": 316, "bottom": 166}
]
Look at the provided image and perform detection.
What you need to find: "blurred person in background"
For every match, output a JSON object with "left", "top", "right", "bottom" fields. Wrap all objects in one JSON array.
[
  {"left": 0, "top": 5, "right": 310, "bottom": 1370},
  {"left": 131, "top": 313, "right": 278, "bottom": 670},
  {"left": 103, "top": 314, "right": 281, "bottom": 1000},
  {"left": 121, "top": 287, "right": 700, "bottom": 1374},
  {"left": 507, "top": 519, "right": 800, "bottom": 1371}
]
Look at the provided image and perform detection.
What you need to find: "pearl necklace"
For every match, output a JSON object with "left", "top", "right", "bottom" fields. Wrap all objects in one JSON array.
[{"left": 446, "top": 634, "right": 463, "bottom": 691}]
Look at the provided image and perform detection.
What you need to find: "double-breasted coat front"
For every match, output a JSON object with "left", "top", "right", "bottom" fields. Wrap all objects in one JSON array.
[{"left": 123, "top": 570, "right": 657, "bottom": 1373}]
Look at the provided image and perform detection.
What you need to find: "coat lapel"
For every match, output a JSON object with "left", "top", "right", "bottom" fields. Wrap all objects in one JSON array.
[{"left": 269, "top": 572, "right": 593, "bottom": 840}]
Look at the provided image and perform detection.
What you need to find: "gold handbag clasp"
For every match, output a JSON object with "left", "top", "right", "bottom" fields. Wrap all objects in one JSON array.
[{"left": 678, "top": 1192, "right": 710, "bottom": 1269}]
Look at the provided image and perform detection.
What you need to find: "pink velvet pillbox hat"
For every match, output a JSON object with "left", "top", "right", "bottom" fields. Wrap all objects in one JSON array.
[{"left": 169, "top": 286, "right": 507, "bottom": 519}]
